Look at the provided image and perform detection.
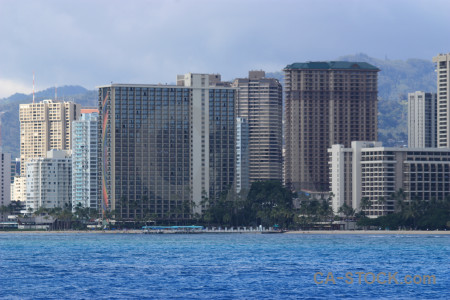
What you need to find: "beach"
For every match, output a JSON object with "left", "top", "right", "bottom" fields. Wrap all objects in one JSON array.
[{"left": 1, "top": 229, "right": 449, "bottom": 234}]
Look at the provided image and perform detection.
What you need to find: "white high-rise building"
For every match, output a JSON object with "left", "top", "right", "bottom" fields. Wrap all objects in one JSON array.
[
  {"left": 0, "top": 148, "right": 11, "bottom": 221},
  {"left": 26, "top": 150, "right": 72, "bottom": 212},
  {"left": 72, "top": 112, "right": 99, "bottom": 211},
  {"left": 432, "top": 53, "right": 450, "bottom": 148},
  {"left": 408, "top": 91, "right": 437, "bottom": 148}
]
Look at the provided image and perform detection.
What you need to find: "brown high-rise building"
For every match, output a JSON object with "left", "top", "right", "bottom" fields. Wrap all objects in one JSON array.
[
  {"left": 284, "top": 61, "right": 379, "bottom": 192},
  {"left": 233, "top": 71, "right": 283, "bottom": 184}
]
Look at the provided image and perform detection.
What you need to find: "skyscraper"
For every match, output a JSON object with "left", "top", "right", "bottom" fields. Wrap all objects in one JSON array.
[
  {"left": 72, "top": 111, "right": 99, "bottom": 211},
  {"left": 19, "top": 100, "right": 80, "bottom": 175},
  {"left": 284, "top": 61, "right": 379, "bottom": 192},
  {"left": 233, "top": 71, "right": 283, "bottom": 184},
  {"left": 98, "top": 74, "right": 236, "bottom": 221},
  {"left": 408, "top": 91, "right": 437, "bottom": 148},
  {"left": 432, "top": 53, "right": 450, "bottom": 148}
]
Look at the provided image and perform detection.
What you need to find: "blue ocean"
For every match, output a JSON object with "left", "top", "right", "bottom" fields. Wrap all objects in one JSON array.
[{"left": 0, "top": 233, "right": 448, "bottom": 299}]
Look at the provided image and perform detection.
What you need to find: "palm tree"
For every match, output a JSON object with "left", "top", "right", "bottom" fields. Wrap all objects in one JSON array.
[
  {"left": 392, "top": 188, "right": 406, "bottom": 213},
  {"left": 338, "top": 203, "right": 355, "bottom": 230},
  {"left": 377, "top": 197, "right": 387, "bottom": 215},
  {"left": 360, "top": 197, "right": 372, "bottom": 217}
]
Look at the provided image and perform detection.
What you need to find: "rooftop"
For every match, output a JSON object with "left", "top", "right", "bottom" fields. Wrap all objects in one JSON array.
[{"left": 284, "top": 61, "right": 379, "bottom": 71}]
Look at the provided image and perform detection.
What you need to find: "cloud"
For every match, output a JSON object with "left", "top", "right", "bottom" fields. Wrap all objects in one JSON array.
[
  {"left": 0, "top": 78, "right": 32, "bottom": 99},
  {"left": 0, "top": 0, "right": 449, "bottom": 94}
]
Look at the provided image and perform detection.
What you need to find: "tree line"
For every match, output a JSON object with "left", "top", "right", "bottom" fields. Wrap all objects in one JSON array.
[{"left": 1, "top": 184, "right": 449, "bottom": 230}]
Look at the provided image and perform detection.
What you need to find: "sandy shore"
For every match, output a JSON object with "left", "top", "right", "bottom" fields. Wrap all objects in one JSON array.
[{"left": 1, "top": 230, "right": 449, "bottom": 235}]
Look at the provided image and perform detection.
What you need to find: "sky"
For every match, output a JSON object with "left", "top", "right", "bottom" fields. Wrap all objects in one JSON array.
[{"left": 0, "top": 0, "right": 449, "bottom": 98}]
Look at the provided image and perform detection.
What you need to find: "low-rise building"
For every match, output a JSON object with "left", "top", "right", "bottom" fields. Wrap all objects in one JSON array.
[{"left": 329, "top": 141, "right": 450, "bottom": 217}]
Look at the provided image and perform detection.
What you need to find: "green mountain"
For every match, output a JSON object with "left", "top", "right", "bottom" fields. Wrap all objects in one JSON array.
[
  {"left": 0, "top": 54, "right": 437, "bottom": 159},
  {"left": 0, "top": 86, "right": 97, "bottom": 159}
]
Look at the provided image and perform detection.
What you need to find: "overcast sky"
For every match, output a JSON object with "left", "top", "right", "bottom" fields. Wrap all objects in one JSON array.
[{"left": 0, "top": 0, "right": 449, "bottom": 98}]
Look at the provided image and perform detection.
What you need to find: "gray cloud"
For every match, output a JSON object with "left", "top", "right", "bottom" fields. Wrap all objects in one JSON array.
[{"left": 0, "top": 0, "right": 449, "bottom": 98}]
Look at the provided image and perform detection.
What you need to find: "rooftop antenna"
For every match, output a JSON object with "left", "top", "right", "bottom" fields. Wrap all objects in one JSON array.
[
  {"left": 55, "top": 85, "right": 57, "bottom": 101},
  {"left": 32, "top": 72, "right": 35, "bottom": 103}
]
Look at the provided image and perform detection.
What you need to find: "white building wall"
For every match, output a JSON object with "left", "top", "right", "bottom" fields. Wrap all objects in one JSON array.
[
  {"left": 408, "top": 91, "right": 437, "bottom": 148},
  {"left": 329, "top": 144, "right": 346, "bottom": 214},
  {"left": 183, "top": 74, "right": 211, "bottom": 214},
  {"left": 26, "top": 150, "right": 72, "bottom": 212}
]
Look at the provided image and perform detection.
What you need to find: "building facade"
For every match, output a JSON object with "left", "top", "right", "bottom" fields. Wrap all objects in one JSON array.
[
  {"left": 98, "top": 74, "right": 236, "bottom": 220},
  {"left": 232, "top": 71, "right": 283, "bottom": 184},
  {"left": 284, "top": 61, "right": 379, "bottom": 192},
  {"left": 0, "top": 148, "right": 11, "bottom": 221},
  {"left": 11, "top": 176, "right": 26, "bottom": 203},
  {"left": 329, "top": 141, "right": 450, "bottom": 217},
  {"left": 19, "top": 100, "right": 80, "bottom": 175},
  {"left": 72, "top": 112, "right": 99, "bottom": 211},
  {"left": 25, "top": 150, "right": 72, "bottom": 212},
  {"left": 236, "top": 117, "right": 249, "bottom": 193},
  {"left": 432, "top": 53, "right": 450, "bottom": 148},
  {"left": 408, "top": 91, "right": 437, "bottom": 148}
]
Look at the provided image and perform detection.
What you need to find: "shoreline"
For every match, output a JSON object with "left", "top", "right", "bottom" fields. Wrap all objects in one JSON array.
[{"left": 0, "top": 230, "right": 449, "bottom": 235}]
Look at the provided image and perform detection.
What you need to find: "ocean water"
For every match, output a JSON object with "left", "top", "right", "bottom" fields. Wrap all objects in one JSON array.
[{"left": 0, "top": 233, "right": 449, "bottom": 299}]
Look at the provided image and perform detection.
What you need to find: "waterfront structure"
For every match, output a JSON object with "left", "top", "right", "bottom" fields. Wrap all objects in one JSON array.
[
  {"left": 25, "top": 150, "right": 72, "bottom": 212},
  {"left": 329, "top": 141, "right": 450, "bottom": 217},
  {"left": 72, "top": 112, "right": 99, "bottom": 211},
  {"left": 408, "top": 91, "right": 437, "bottom": 148},
  {"left": 98, "top": 74, "right": 236, "bottom": 220},
  {"left": 19, "top": 100, "right": 80, "bottom": 175},
  {"left": 232, "top": 71, "right": 283, "bottom": 183},
  {"left": 0, "top": 148, "right": 11, "bottom": 221},
  {"left": 236, "top": 117, "right": 249, "bottom": 193},
  {"left": 432, "top": 53, "right": 450, "bottom": 148},
  {"left": 284, "top": 61, "right": 379, "bottom": 192}
]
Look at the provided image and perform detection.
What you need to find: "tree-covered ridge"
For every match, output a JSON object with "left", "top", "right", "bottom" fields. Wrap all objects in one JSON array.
[{"left": 0, "top": 54, "right": 438, "bottom": 157}]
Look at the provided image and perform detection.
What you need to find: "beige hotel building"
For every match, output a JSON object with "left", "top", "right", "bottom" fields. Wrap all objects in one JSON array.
[
  {"left": 329, "top": 141, "right": 450, "bottom": 218},
  {"left": 19, "top": 99, "right": 80, "bottom": 175}
]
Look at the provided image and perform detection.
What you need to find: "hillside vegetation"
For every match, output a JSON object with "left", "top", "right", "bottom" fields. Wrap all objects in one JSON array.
[{"left": 0, "top": 54, "right": 437, "bottom": 158}]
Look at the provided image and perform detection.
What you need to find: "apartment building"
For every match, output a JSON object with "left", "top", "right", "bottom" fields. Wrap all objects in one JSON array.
[
  {"left": 408, "top": 91, "right": 437, "bottom": 148},
  {"left": 233, "top": 71, "right": 283, "bottom": 183}
]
